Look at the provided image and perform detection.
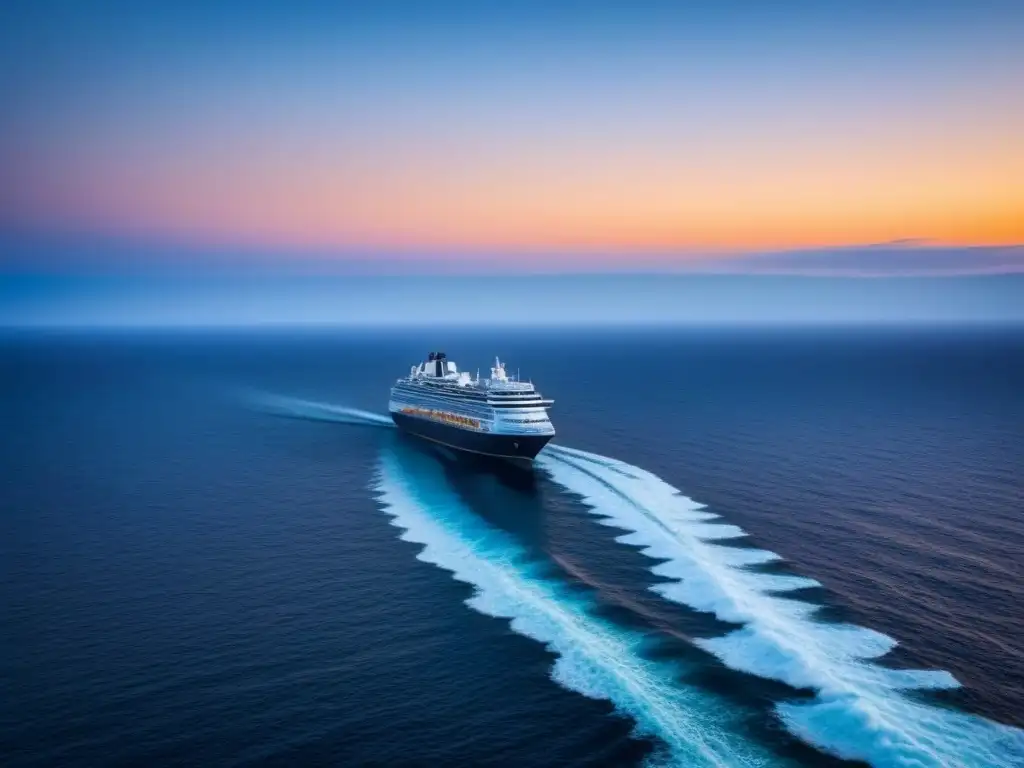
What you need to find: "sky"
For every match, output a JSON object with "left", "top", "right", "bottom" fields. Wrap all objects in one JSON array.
[{"left": 2, "top": 0, "right": 1023, "bottom": 325}]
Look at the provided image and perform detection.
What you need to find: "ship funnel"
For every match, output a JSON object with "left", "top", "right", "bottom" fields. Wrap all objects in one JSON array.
[{"left": 425, "top": 350, "right": 448, "bottom": 377}]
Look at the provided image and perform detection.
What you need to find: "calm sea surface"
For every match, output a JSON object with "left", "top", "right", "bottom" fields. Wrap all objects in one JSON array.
[{"left": 3, "top": 328, "right": 1023, "bottom": 767}]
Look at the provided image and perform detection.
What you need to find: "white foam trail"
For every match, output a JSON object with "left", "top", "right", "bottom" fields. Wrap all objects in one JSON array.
[
  {"left": 539, "top": 449, "right": 1024, "bottom": 768},
  {"left": 375, "top": 444, "right": 784, "bottom": 768},
  {"left": 245, "top": 391, "right": 394, "bottom": 427}
]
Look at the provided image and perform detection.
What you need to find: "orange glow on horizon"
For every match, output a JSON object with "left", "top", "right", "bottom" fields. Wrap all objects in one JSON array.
[
  {"left": 5, "top": 0, "right": 1024, "bottom": 265},
  {"left": 7, "top": 118, "right": 1024, "bottom": 256}
]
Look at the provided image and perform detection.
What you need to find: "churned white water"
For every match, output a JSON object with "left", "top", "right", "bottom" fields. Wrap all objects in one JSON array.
[
  {"left": 375, "top": 443, "right": 785, "bottom": 768},
  {"left": 539, "top": 445, "right": 1024, "bottom": 767}
]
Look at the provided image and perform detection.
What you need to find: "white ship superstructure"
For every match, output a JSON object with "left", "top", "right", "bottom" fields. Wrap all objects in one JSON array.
[{"left": 388, "top": 352, "right": 554, "bottom": 460}]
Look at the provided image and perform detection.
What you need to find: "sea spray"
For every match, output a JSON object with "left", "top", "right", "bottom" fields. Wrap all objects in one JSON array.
[
  {"left": 539, "top": 448, "right": 1024, "bottom": 767},
  {"left": 374, "top": 441, "right": 784, "bottom": 768}
]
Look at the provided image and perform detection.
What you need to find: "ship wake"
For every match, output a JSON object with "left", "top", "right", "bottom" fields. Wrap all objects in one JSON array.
[
  {"left": 249, "top": 394, "right": 1024, "bottom": 765},
  {"left": 538, "top": 445, "right": 1024, "bottom": 767},
  {"left": 375, "top": 443, "right": 781, "bottom": 768},
  {"left": 244, "top": 391, "right": 395, "bottom": 428}
]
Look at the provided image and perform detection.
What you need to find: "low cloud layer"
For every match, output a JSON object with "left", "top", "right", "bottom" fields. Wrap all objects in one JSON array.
[
  {"left": 686, "top": 243, "right": 1024, "bottom": 277},
  {"left": 3, "top": 234, "right": 1024, "bottom": 278}
]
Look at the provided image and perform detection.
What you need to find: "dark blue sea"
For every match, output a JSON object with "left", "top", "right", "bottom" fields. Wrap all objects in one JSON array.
[{"left": 3, "top": 327, "right": 1024, "bottom": 767}]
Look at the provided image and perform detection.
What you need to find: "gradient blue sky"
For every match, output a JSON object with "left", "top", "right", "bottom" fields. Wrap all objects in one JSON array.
[{"left": 2, "top": 1, "right": 1023, "bottom": 324}]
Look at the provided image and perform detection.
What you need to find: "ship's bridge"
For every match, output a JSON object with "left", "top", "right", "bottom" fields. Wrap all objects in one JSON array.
[{"left": 480, "top": 357, "right": 534, "bottom": 390}]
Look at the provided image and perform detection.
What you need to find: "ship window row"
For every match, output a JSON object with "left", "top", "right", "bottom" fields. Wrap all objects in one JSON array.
[
  {"left": 418, "top": 381, "right": 485, "bottom": 392},
  {"left": 398, "top": 394, "right": 547, "bottom": 412},
  {"left": 399, "top": 380, "right": 483, "bottom": 392},
  {"left": 400, "top": 384, "right": 487, "bottom": 401},
  {"left": 396, "top": 397, "right": 489, "bottom": 413},
  {"left": 395, "top": 386, "right": 487, "bottom": 403},
  {"left": 394, "top": 389, "right": 548, "bottom": 413},
  {"left": 393, "top": 395, "right": 491, "bottom": 416},
  {"left": 402, "top": 383, "right": 546, "bottom": 403},
  {"left": 402, "top": 389, "right": 488, "bottom": 404}
]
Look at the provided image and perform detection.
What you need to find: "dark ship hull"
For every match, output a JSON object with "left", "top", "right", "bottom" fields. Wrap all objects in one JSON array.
[{"left": 391, "top": 412, "right": 552, "bottom": 461}]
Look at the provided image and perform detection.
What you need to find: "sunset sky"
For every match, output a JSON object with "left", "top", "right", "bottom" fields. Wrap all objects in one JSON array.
[
  {"left": 2, "top": 1, "right": 1024, "bottom": 324},
  {"left": 4, "top": 1, "right": 1024, "bottom": 256}
]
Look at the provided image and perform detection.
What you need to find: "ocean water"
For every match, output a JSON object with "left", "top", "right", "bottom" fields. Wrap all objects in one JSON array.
[{"left": 3, "top": 327, "right": 1023, "bottom": 767}]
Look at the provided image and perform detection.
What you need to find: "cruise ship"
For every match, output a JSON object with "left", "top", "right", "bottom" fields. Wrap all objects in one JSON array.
[{"left": 389, "top": 352, "right": 555, "bottom": 461}]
